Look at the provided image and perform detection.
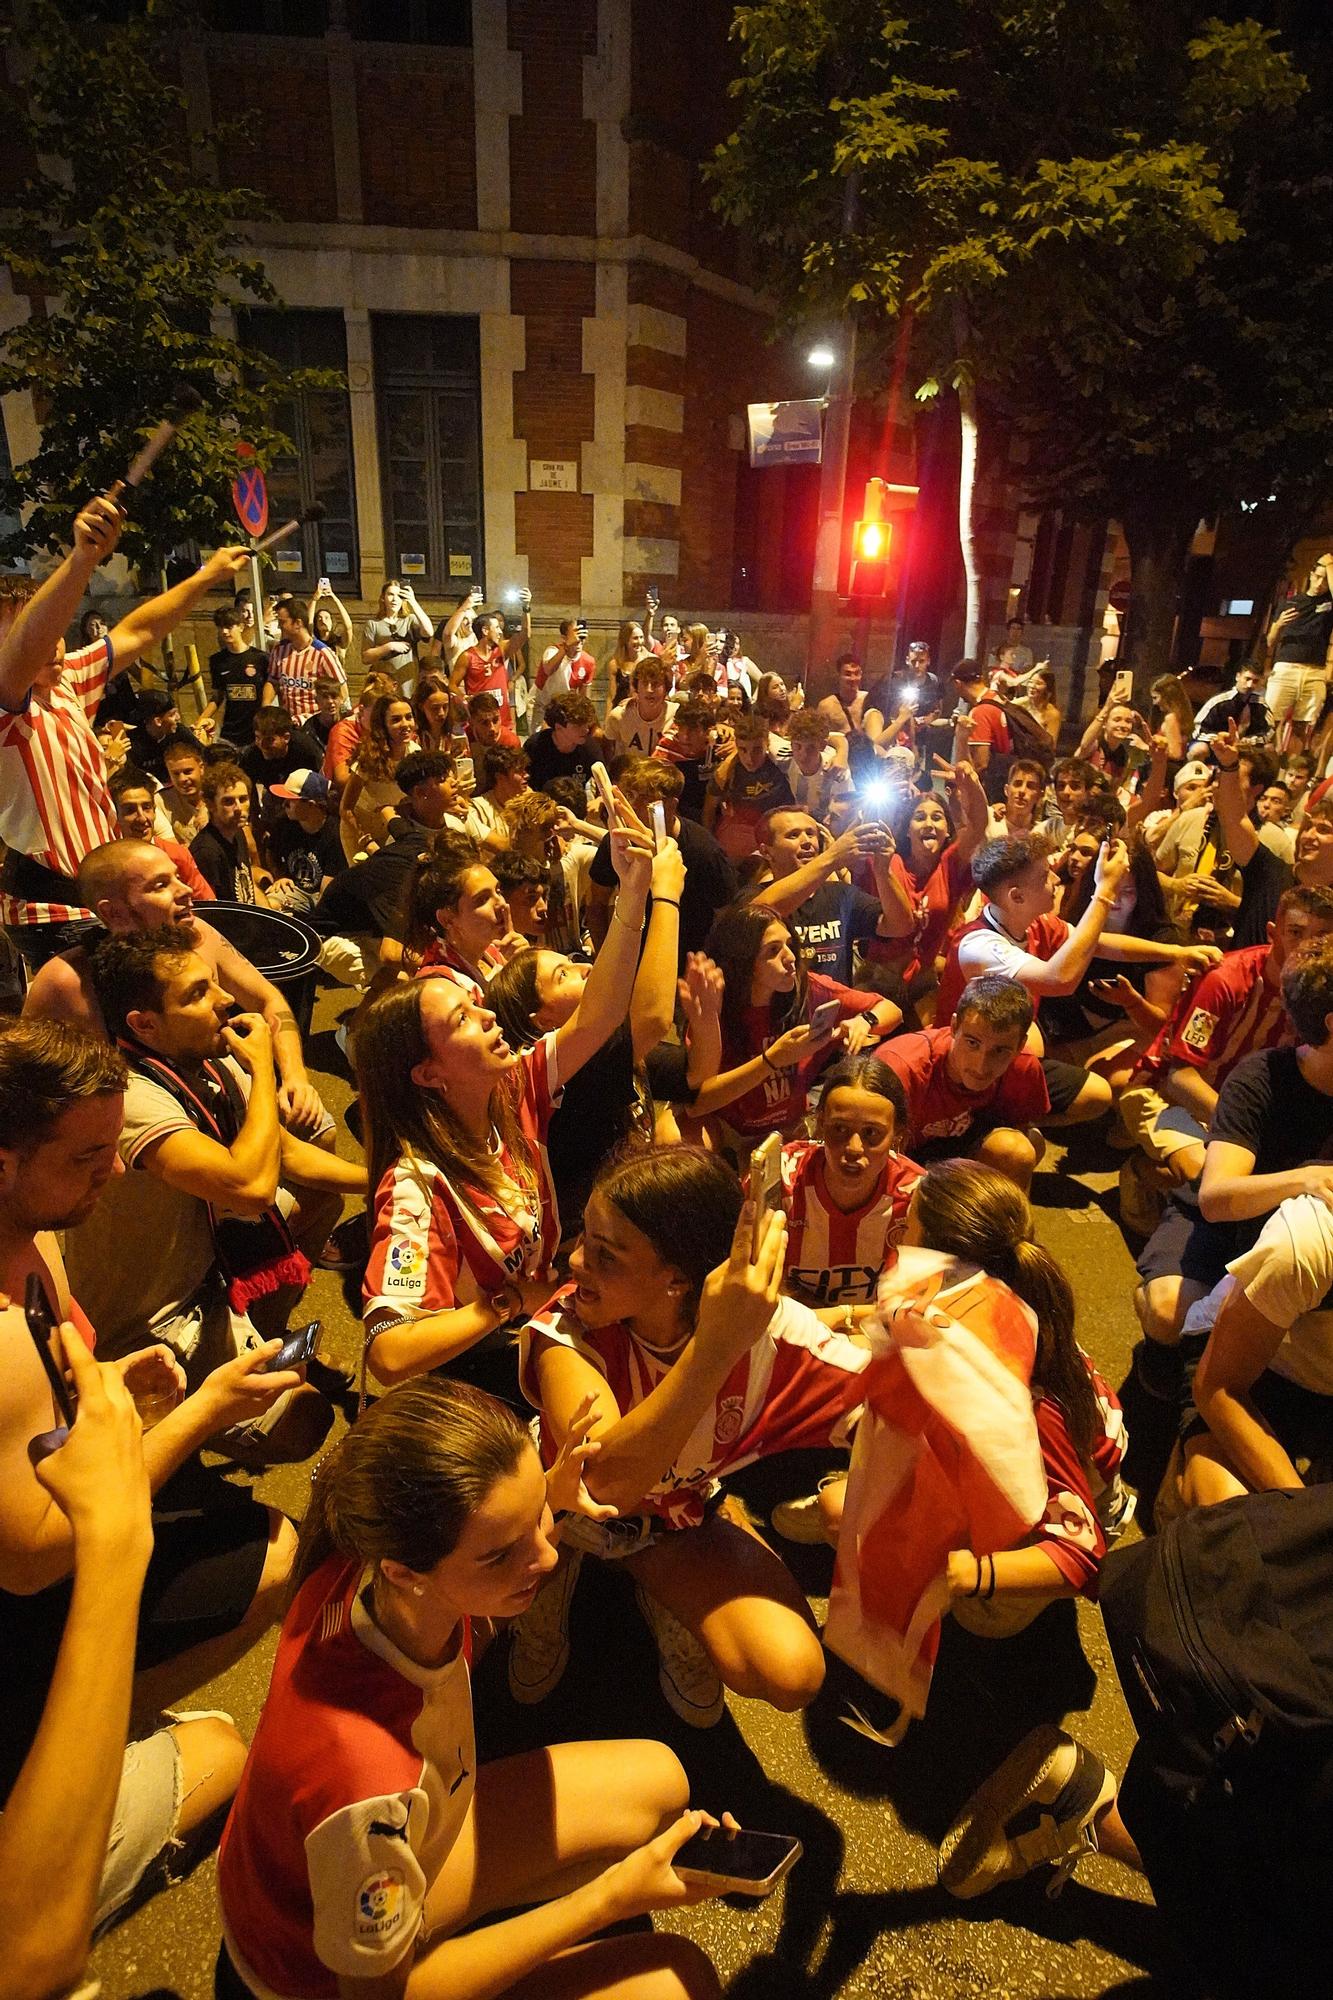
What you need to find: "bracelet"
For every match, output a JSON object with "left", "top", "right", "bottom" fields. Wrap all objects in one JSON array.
[
  {"left": 1093, "top": 892, "right": 1116, "bottom": 909},
  {"left": 612, "top": 903, "right": 645, "bottom": 933},
  {"left": 653, "top": 898, "right": 681, "bottom": 909},
  {"left": 761, "top": 1045, "right": 780, "bottom": 1073},
  {"left": 967, "top": 1554, "right": 984, "bottom": 1598}
]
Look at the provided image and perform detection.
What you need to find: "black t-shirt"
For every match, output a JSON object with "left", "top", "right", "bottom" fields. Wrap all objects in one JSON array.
[
  {"left": 313, "top": 816, "right": 432, "bottom": 939},
  {"left": 270, "top": 815, "right": 345, "bottom": 898},
  {"left": 1208, "top": 1047, "right": 1333, "bottom": 1259},
  {"left": 190, "top": 823, "right": 257, "bottom": 903},
  {"left": 1234, "top": 844, "right": 1294, "bottom": 950},
  {"left": 524, "top": 729, "right": 602, "bottom": 794},
  {"left": 240, "top": 730, "right": 326, "bottom": 826},
  {"left": 590, "top": 813, "right": 737, "bottom": 966},
  {"left": 546, "top": 1025, "right": 650, "bottom": 1230},
  {"left": 209, "top": 647, "right": 271, "bottom": 732},
  {"left": 1274, "top": 590, "right": 1333, "bottom": 667},
  {"left": 668, "top": 754, "right": 711, "bottom": 823},
  {"left": 780, "top": 879, "right": 881, "bottom": 985},
  {"left": 126, "top": 723, "right": 203, "bottom": 787}
]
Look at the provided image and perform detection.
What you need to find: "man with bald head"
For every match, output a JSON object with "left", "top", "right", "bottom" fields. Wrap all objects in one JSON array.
[{"left": 22, "top": 840, "right": 327, "bottom": 1137}]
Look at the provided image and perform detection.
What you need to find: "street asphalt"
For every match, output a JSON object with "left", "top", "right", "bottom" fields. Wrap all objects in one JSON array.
[{"left": 88, "top": 985, "right": 1179, "bottom": 2000}]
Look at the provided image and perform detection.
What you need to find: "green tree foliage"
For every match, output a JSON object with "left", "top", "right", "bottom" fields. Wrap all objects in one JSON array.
[
  {"left": 709, "top": 2, "right": 1306, "bottom": 664},
  {"left": 0, "top": 0, "right": 336, "bottom": 582}
]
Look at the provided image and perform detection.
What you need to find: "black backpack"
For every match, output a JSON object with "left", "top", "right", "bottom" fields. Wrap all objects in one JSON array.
[
  {"left": 1099, "top": 1487, "right": 1333, "bottom": 1996},
  {"left": 969, "top": 697, "right": 1056, "bottom": 766}
]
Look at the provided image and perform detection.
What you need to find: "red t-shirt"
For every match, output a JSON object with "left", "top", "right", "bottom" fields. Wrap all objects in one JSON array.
[
  {"left": 462, "top": 646, "right": 517, "bottom": 741},
  {"left": 880, "top": 1026, "right": 1049, "bottom": 1146},
  {"left": 1136, "top": 944, "right": 1289, "bottom": 1088},
  {"left": 725, "top": 972, "right": 881, "bottom": 1138},
  {"left": 963, "top": 701, "right": 1012, "bottom": 759},
  {"left": 934, "top": 908, "right": 1071, "bottom": 1023},
  {"left": 862, "top": 842, "right": 972, "bottom": 978}
]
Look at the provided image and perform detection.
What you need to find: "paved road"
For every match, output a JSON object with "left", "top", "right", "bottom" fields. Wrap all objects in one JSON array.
[{"left": 90, "top": 994, "right": 1177, "bottom": 1999}]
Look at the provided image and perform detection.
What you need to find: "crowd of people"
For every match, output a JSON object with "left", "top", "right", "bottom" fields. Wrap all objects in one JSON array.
[{"left": 1, "top": 499, "right": 1332, "bottom": 2000}]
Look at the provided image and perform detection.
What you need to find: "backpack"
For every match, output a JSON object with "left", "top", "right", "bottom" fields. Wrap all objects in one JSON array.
[
  {"left": 1099, "top": 1486, "right": 1333, "bottom": 1996},
  {"left": 969, "top": 697, "right": 1056, "bottom": 766}
]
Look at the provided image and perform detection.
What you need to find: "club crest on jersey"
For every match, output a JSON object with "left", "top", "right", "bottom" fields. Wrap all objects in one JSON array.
[
  {"left": 713, "top": 1394, "right": 745, "bottom": 1445},
  {"left": 1180, "top": 1007, "right": 1218, "bottom": 1053},
  {"left": 355, "top": 1870, "right": 406, "bottom": 1940}
]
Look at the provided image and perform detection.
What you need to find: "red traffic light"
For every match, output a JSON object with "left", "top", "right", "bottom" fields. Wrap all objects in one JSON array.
[{"left": 855, "top": 518, "right": 889, "bottom": 563}]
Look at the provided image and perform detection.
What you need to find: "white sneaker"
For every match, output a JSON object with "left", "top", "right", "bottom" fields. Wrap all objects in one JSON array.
[
  {"left": 633, "top": 1583, "right": 725, "bottom": 1728},
  {"left": 938, "top": 1725, "right": 1116, "bottom": 1899},
  {"left": 508, "top": 1548, "right": 582, "bottom": 1703},
  {"left": 770, "top": 1473, "right": 843, "bottom": 1545}
]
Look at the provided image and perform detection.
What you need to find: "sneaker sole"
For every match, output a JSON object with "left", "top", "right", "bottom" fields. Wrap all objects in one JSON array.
[
  {"left": 939, "top": 1725, "right": 1068, "bottom": 1899},
  {"left": 633, "top": 1584, "right": 726, "bottom": 1728}
]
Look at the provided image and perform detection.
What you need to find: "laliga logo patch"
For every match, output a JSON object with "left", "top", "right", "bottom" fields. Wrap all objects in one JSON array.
[
  {"left": 355, "top": 1870, "right": 406, "bottom": 1940},
  {"left": 713, "top": 1393, "right": 745, "bottom": 1445},
  {"left": 383, "top": 1242, "right": 421, "bottom": 1291}
]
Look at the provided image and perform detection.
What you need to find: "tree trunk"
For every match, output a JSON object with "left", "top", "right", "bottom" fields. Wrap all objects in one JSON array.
[
  {"left": 956, "top": 375, "right": 981, "bottom": 657},
  {"left": 1120, "top": 509, "right": 1196, "bottom": 693}
]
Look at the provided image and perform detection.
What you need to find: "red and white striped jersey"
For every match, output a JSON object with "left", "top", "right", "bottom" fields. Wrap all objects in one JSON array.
[
  {"left": 267, "top": 638, "right": 346, "bottom": 724},
  {"left": 363, "top": 1035, "right": 563, "bottom": 1336},
  {"left": 520, "top": 1283, "right": 868, "bottom": 1529},
  {"left": 218, "top": 1556, "right": 475, "bottom": 2000},
  {"left": 777, "top": 1140, "right": 922, "bottom": 1305},
  {"left": 0, "top": 639, "right": 118, "bottom": 923}
]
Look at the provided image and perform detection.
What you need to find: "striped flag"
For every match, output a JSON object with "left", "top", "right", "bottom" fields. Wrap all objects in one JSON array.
[{"left": 825, "top": 1245, "right": 1047, "bottom": 1727}]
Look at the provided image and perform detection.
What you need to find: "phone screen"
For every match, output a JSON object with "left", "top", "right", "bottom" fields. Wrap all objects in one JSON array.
[
  {"left": 266, "top": 1320, "right": 320, "bottom": 1374},
  {"left": 674, "top": 1827, "right": 801, "bottom": 1892},
  {"left": 24, "top": 1275, "right": 77, "bottom": 1428}
]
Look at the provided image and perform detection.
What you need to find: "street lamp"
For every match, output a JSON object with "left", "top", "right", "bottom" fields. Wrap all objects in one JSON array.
[{"left": 807, "top": 345, "right": 836, "bottom": 371}]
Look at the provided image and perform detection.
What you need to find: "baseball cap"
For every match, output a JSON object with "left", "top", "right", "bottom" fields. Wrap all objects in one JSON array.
[
  {"left": 269, "top": 768, "right": 331, "bottom": 803},
  {"left": 1173, "top": 760, "right": 1212, "bottom": 797}
]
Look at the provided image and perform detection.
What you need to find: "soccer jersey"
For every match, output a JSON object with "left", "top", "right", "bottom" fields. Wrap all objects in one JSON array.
[
  {"left": 880, "top": 1026, "right": 1049, "bottom": 1145},
  {"left": 520, "top": 1284, "right": 868, "bottom": 1528},
  {"left": 461, "top": 645, "right": 516, "bottom": 739},
  {"left": 862, "top": 843, "right": 972, "bottom": 979},
  {"left": 1032, "top": 1358, "right": 1126, "bottom": 1596},
  {"left": 363, "top": 1034, "right": 563, "bottom": 1336},
  {"left": 777, "top": 1140, "right": 922, "bottom": 1305},
  {"left": 1139, "top": 945, "right": 1288, "bottom": 1087},
  {"left": 934, "top": 907, "right": 1071, "bottom": 1023},
  {"left": 724, "top": 972, "right": 882, "bottom": 1139},
  {"left": 218, "top": 1556, "right": 475, "bottom": 1999},
  {"left": 267, "top": 637, "right": 345, "bottom": 724},
  {"left": 414, "top": 939, "right": 488, "bottom": 1003},
  {"left": 0, "top": 638, "right": 117, "bottom": 925}
]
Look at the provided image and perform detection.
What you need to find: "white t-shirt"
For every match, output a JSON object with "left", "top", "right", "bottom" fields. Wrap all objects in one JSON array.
[
  {"left": 606, "top": 696, "right": 678, "bottom": 757},
  {"left": 1184, "top": 1194, "right": 1333, "bottom": 1395}
]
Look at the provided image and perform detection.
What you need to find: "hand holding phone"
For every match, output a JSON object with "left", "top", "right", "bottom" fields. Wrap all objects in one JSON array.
[
  {"left": 673, "top": 1825, "right": 802, "bottom": 1898},
  {"left": 591, "top": 759, "right": 617, "bottom": 825},
  {"left": 809, "top": 998, "right": 842, "bottom": 1041},
  {"left": 262, "top": 1320, "right": 320, "bottom": 1374},
  {"left": 25, "top": 1274, "right": 77, "bottom": 1430},
  {"left": 748, "top": 1132, "right": 784, "bottom": 1261},
  {"left": 650, "top": 800, "right": 666, "bottom": 853}
]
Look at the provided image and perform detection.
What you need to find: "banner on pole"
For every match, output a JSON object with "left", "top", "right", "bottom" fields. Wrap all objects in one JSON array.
[{"left": 747, "top": 399, "right": 824, "bottom": 468}]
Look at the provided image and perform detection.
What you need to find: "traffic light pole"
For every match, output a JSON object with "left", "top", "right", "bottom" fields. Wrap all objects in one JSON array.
[{"left": 805, "top": 176, "right": 860, "bottom": 702}]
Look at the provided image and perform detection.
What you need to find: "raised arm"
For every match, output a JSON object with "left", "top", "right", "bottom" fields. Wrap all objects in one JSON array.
[
  {"left": 105, "top": 547, "right": 251, "bottom": 680},
  {"left": 937, "top": 755, "right": 990, "bottom": 862},
  {"left": 628, "top": 840, "right": 685, "bottom": 1059},
  {"left": 400, "top": 585, "right": 434, "bottom": 641},
  {"left": 552, "top": 801, "right": 653, "bottom": 1081},
  {"left": 1210, "top": 721, "right": 1259, "bottom": 868},
  {"left": 1010, "top": 840, "right": 1130, "bottom": 995},
  {"left": 0, "top": 497, "right": 123, "bottom": 709}
]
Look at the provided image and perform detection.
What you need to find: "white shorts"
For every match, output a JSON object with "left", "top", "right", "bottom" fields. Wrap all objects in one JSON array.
[{"left": 1266, "top": 661, "right": 1327, "bottom": 726}]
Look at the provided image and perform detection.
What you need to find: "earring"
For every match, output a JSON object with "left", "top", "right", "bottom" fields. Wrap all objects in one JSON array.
[{"left": 412, "top": 1584, "right": 425, "bottom": 1597}]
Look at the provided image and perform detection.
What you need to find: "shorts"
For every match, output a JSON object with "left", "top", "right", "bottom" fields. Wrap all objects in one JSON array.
[
  {"left": 1266, "top": 661, "right": 1327, "bottom": 727},
  {"left": 97, "top": 1727, "right": 183, "bottom": 1930},
  {"left": 1178, "top": 1333, "right": 1333, "bottom": 1457},
  {"left": 1118, "top": 1084, "right": 1207, "bottom": 1167},
  {"left": 135, "top": 1459, "right": 273, "bottom": 1669},
  {"left": 1135, "top": 1197, "right": 1238, "bottom": 1292},
  {"left": 1040, "top": 1056, "right": 1093, "bottom": 1116}
]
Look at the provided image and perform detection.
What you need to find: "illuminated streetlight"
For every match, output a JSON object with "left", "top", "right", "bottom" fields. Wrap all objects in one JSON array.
[{"left": 807, "top": 345, "right": 836, "bottom": 370}]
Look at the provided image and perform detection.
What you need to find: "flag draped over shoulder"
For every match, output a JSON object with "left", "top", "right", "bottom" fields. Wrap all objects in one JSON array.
[{"left": 824, "top": 1246, "right": 1047, "bottom": 1724}]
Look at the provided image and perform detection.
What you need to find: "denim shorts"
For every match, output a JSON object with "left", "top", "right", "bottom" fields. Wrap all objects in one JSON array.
[{"left": 96, "top": 1728, "right": 183, "bottom": 1930}]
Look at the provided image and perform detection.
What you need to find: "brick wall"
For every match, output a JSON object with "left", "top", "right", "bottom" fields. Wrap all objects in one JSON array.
[
  {"left": 209, "top": 47, "right": 339, "bottom": 223},
  {"left": 507, "top": 0, "right": 599, "bottom": 238},
  {"left": 511, "top": 260, "right": 597, "bottom": 603},
  {"left": 355, "top": 49, "right": 477, "bottom": 229}
]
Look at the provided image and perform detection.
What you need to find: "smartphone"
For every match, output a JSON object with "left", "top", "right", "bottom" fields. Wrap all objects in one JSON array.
[
  {"left": 25, "top": 1273, "right": 77, "bottom": 1428},
  {"left": 674, "top": 1826, "right": 802, "bottom": 1899},
  {"left": 318, "top": 576, "right": 331, "bottom": 594},
  {"left": 504, "top": 587, "right": 521, "bottom": 607},
  {"left": 263, "top": 1319, "right": 320, "bottom": 1374},
  {"left": 748, "top": 1131, "right": 784, "bottom": 1259},
  {"left": 1110, "top": 668, "right": 1134, "bottom": 704},
  {"left": 646, "top": 584, "right": 661, "bottom": 610},
  {"left": 650, "top": 800, "right": 666, "bottom": 853},
  {"left": 809, "top": 998, "right": 842, "bottom": 1040},
  {"left": 591, "top": 759, "right": 616, "bottom": 824}
]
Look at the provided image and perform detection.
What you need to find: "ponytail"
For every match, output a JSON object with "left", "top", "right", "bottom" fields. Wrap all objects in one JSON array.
[
  {"left": 291, "top": 1377, "right": 528, "bottom": 1601},
  {"left": 912, "top": 1161, "right": 1101, "bottom": 1468}
]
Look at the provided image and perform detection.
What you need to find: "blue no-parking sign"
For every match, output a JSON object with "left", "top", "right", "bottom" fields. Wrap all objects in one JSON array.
[{"left": 232, "top": 455, "right": 269, "bottom": 539}]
